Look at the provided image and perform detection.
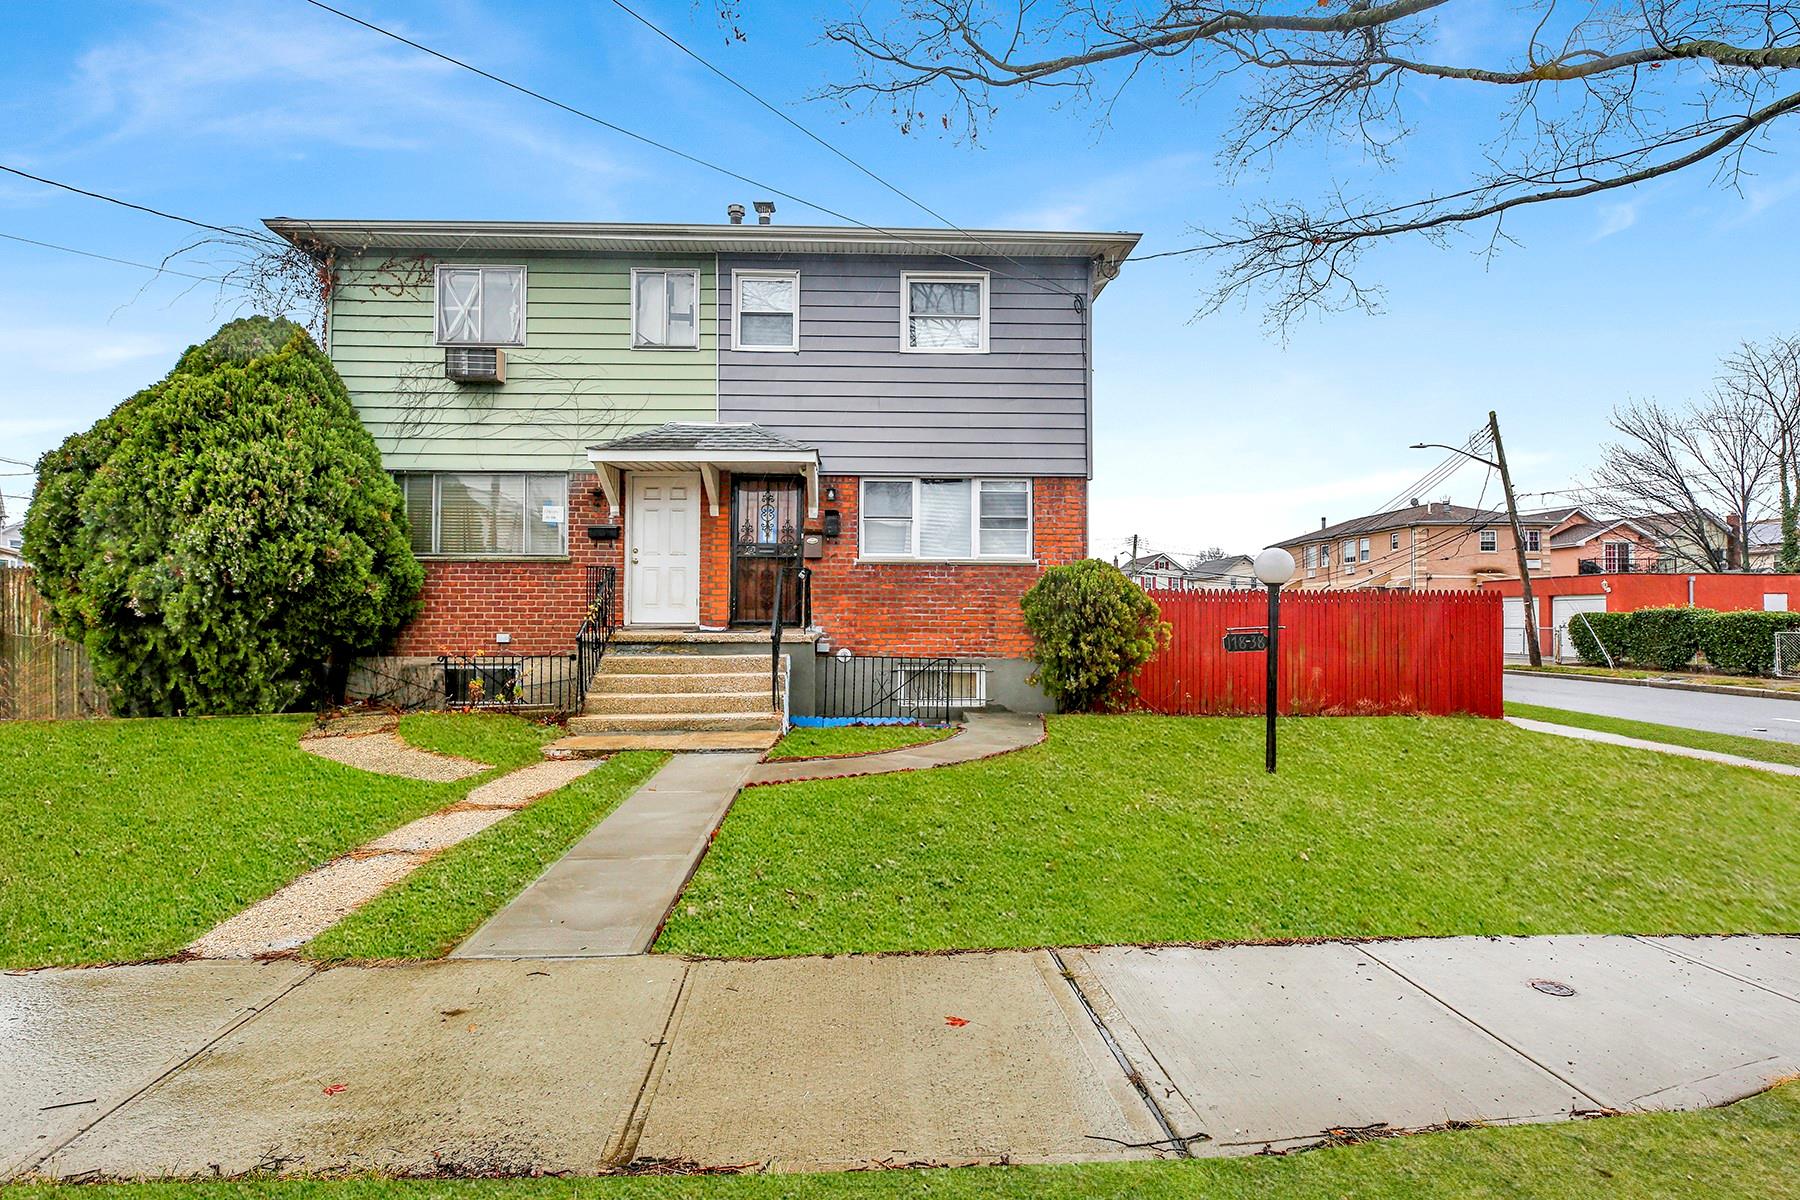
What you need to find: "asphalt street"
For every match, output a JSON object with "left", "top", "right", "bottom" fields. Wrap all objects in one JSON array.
[{"left": 1505, "top": 672, "right": 1800, "bottom": 745}]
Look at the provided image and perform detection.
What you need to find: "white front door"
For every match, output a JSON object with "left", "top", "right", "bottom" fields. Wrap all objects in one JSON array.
[{"left": 627, "top": 472, "right": 701, "bottom": 626}]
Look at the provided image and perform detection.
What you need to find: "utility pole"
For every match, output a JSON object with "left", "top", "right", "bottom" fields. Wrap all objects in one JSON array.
[
  {"left": 1130, "top": 534, "right": 1139, "bottom": 564},
  {"left": 1488, "top": 411, "right": 1542, "bottom": 667}
]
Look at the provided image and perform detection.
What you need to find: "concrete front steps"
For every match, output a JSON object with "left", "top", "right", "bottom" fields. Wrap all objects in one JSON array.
[{"left": 555, "top": 649, "right": 785, "bottom": 754}]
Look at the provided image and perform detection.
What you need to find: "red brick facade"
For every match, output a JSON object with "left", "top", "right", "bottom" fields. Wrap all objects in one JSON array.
[{"left": 394, "top": 470, "right": 1087, "bottom": 660}]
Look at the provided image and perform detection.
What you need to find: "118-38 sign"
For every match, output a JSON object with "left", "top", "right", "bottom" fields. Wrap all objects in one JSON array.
[{"left": 1222, "top": 631, "right": 1268, "bottom": 653}]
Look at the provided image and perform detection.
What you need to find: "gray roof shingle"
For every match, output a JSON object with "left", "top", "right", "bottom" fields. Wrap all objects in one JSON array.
[{"left": 590, "top": 422, "right": 817, "bottom": 456}]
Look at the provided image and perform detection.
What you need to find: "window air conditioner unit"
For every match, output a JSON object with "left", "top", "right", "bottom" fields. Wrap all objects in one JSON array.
[{"left": 445, "top": 347, "right": 505, "bottom": 382}]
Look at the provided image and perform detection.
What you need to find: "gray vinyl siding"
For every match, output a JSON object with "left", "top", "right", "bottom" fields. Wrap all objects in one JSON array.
[{"left": 716, "top": 254, "right": 1092, "bottom": 476}]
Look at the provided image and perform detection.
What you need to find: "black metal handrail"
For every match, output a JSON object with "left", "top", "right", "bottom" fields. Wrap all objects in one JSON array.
[
  {"left": 769, "top": 565, "right": 811, "bottom": 712},
  {"left": 574, "top": 565, "right": 617, "bottom": 710}
]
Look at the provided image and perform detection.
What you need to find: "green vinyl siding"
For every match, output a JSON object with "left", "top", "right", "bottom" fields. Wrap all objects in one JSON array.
[{"left": 328, "top": 252, "right": 718, "bottom": 472}]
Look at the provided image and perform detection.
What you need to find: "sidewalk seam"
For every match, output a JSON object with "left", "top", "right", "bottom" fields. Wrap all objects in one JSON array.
[
  {"left": 16, "top": 965, "right": 321, "bottom": 1179},
  {"left": 1047, "top": 949, "right": 1196, "bottom": 1157},
  {"left": 1354, "top": 946, "right": 1610, "bottom": 1111},
  {"left": 1629, "top": 935, "right": 1800, "bottom": 1006},
  {"left": 602, "top": 961, "right": 694, "bottom": 1169}
]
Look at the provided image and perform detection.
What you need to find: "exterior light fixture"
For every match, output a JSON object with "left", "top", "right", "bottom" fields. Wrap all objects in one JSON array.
[{"left": 1252, "top": 547, "right": 1296, "bottom": 773}]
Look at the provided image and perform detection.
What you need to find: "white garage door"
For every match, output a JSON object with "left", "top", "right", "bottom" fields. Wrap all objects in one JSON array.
[
  {"left": 1552, "top": 594, "right": 1608, "bottom": 662},
  {"left": 1502, "top": 597, "right": 1538, "bottom": 656}
]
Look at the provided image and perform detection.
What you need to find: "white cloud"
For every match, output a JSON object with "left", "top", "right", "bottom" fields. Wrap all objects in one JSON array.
[{"left": 1589, "top": 198, "right": 1640, "bottom": 242}]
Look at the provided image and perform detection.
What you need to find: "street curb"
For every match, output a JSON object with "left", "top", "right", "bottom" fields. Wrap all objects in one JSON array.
[{"left": 1504, "top": 668, "right": 1800, "bottom": 704}]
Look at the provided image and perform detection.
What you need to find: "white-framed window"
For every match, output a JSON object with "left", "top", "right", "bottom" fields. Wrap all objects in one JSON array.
[
  {"left": 1304, "top": 544, "right": 1318, "bottom": 569},
  {"left": 1525, "top": 528, "right": 1542, "bottom": 552},
  {"left": 1321, "top": 543, "right": 1332, "bottom": 568},
  {"left": 901, "top": 271, "right": 988, "bottom": 353},
  {"left": 858, "top": 477, "right": 1032, "bottom": 560},
  {"left": 631, "top": 268, "right": 701, "bottom": 349},
  {"left": 397, "top": 472, "right": 567, "bottom": 557},
  {"left": 1479, "top": 528, "right": 1498, "bottom": 552},
  {"left": 435, "top": 265, "right": 526, "bottom": 347},
  {"left": 1603, "top": 540, "right": 1633, "bottom": 572},
  {"left": 1360, "top": 536, "right": 1371, "bottom": 560},
  {"left": 1343, "top": 539, "right": 1359, "bottom": 565},
  {"left": 1390, "top": 532, "right": 1400, "bottom": 551},
  {"left": 733, "top": 269, "right": 799, "bottom": 351},
  {"left": 898, "top": 661, "right": 988, "bottom": 709}
]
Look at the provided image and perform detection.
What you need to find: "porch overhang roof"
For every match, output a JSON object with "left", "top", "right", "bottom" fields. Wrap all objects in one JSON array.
[{"left": 586, "top": 424, "right": 821, "bottom": 518}]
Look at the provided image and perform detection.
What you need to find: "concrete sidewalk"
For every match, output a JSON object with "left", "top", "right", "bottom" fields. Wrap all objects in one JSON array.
[
  {"left": 6, "top": 934, "right": 1799, "bottom": 1179},
  {"left": 1509, "top": 716, "right": 1800, "bottom": 776}
]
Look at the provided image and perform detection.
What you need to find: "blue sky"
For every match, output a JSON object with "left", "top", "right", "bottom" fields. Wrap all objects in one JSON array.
[{"left": 3, "top": 0, "right": 1798, "bottom": 554}]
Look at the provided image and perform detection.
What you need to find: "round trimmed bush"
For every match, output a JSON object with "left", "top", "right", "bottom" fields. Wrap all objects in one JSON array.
[
  {"left": 1021, "top": 559, "right": 1168, "bottom": 711},
  {"left": 23, "top": 317, "right": 423, "bottom": 715}
]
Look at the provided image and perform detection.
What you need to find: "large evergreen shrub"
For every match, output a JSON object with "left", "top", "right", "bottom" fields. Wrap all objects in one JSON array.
[
  {"left": 1568, "top": 611, "right": 1634, "bottom": 666},
  {"left": 1021, "top": 559, "right": 1168, "bottom": 711},
  {"left": 1627, "top": 606, "right": 1706, "bottom": 672},
  {"left": 23, "top": 317, "right": 423, "bottom": 715},
  {"left": 1697, "top": 610, "right": 1798, "bottom": 676}
]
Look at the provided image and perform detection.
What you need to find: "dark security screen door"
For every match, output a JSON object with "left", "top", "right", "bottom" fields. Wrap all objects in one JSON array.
[{"left": 731, "top": 475, "right": 804, "bottom": 624}]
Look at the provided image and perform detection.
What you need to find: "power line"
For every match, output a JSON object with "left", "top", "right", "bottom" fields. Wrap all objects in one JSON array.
[
  {"left": 0, "top": 164, "right": 281, "bottom": 245},
  {"left": 0, "top": 231, "right": 230, "bottom": 284},
  {"left": 297, "top": 0, "right": 1081, "bottom": 301},
  {"left": 602, "top": 0, "right": 1078, "bottom": 300}
]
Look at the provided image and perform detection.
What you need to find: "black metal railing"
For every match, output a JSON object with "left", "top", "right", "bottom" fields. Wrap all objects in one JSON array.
[
  {"left": 769, "top": 565, "right": 812, "bottom": 711},
  {"left": 437, "top": 653, "right": 583, "bottom": 713},
  {"left": 574, "top": 565, "right": 617, "bottom": 709},
  {"left": 816, "top": 654, "right": 961, "bottom": 723},
  {"left": 1578, "top": 557, "right": 1637, "bottom": 574}
]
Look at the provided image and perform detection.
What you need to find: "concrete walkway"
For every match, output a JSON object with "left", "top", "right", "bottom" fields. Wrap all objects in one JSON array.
[
  {"left": 746, "top": 710, "right": 1045, "bottom": 786},
  {"left": 1509, "top": 716, "right": 1800, "bottom": 777},
  {"left": 6, "top": 935, "right": 1798, "bottom": 1179},
  {"left": 453, "top": 752, "right": 763, "bottom": 958}
]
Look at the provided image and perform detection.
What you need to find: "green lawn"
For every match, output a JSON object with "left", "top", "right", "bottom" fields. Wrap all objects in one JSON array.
[
  {"left": 396, "top": 711, "right": 562, "bottom": 769},
  {"left": 1506, "top": 701, "right": 1800, "bottom": 769},
  {"left": 6, "top": 1082, "right": 1799, "bottom": 1197},
  {"left": 308, "top": 751, "right": 667, "bottom": 961},
  {"left": 657, "top": 714, "right": 1800, "bottom": 958},
  {"left": 0, "top": 716, "right": 467, "bottom": 968},
  {"left": 767, "top": 723, "right": 957, "bottom": 760}
]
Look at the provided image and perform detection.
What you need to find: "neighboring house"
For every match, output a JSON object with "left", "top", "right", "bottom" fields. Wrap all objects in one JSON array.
[
  {"left": 1119, "top": 552, "right": 1193, "bottom": 591},
  {"left": 1277, "top": 501, "right": 1554, "bottom": 591},
  {"left": 0, "top": 520, "right": 23, "bottom": 568},
  {"left": 1745, "top": 519, "right": 1792, "bottom": 571},
  {"left": 1188, "top": 554, "right": 1257, "bottom": 590},
  {"left": 265, "top": 213, "right": 1139, "bottom": 717},
  {"left": 1521, "top": 505, "right": 1736, "bottom": 574},
  {"left": 1120, "top": 551, "right": 1257, "bottom": 591}
]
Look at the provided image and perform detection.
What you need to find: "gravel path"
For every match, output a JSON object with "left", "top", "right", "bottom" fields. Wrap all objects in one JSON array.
[
  {"left": 188, "top": 743, "right": 602, "bottom": 959},
  {"left": 299, "top": 731, "right": 487, "bottom": 782}
]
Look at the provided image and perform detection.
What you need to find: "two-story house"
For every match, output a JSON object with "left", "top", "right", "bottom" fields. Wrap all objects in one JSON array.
[
  {"left": 265, "top": 213, "right": 1138, "bottom": 734},
  {"left": 1276, "top": 501, "right": 1555, "bottom": 592}
]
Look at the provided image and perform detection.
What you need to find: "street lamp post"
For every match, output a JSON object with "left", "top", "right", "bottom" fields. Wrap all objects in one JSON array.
[{"left": 1252, "top": 547, "right": 1296, "bottom": 773}]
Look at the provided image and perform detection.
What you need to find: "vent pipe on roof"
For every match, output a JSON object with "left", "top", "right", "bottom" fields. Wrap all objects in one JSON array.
[
  {"left": 727, "top": 203, "right": 746, "bottom": 225},
  {"left": 1320, "top": 517, "right": 1327, "bottom": 530},
  {"left": 753, "top": 200, "right": 775, "bottom": 225},
  {"left": 1409, "top": 496, "right": 1421, "bottom": 506}
]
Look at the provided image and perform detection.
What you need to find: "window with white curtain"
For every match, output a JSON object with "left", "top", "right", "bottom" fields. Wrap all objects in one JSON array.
[
  {"left": 901, "top": 272, "right": 988, "bottom": 352},
  {"left": 631, "top": 268, "right": 700, "bottom": 349},
  {"left": 859, "top": 478, "right": 1032, "bottom": 559},
  {"left": 734, "top": 270, "right": 799, "bottom": 351},
  {"left": 396, "top": 472, "right": 567, "bottom": 556},
  {"left": 435, "top": 266, "right": 526, "bottom": 346}
]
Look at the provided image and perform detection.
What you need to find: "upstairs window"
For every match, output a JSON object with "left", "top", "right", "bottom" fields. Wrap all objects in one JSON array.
[
  {"left": 902, "top": 272, "right": 988, "bottom": 352},
  {"left": 859, "top": 477, "right": 1032, "bottom": 560},
  {"left": 1390, "top": 532, "right": 1400, "bottom": 550},
  {"left": 435, "top": 266, "right": 526, "bottom": 346},
  {"left": 1304, "top": 544, "right": 1318, "bottom": 569},
  {"left": 1480, "top": 528, "right": 1498, "bottom": 552},
  {"left": 632, "top": 268, "right": 700, "bottom": 349},
  {"left": 397, "top": 472, "right": 567, "bottom": 557},
  {"left": 1343, "top": 539, "right": 1359, "bottom": 565},
  {"left": 1525, "top": 529, "right": 1542, "bottom": 552},
  {"left": 734, "top": 270, "right": 799, "bottom": 351}
]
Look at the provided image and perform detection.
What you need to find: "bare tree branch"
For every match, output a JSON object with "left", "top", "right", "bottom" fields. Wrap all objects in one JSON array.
[{"left": 824, "top": 1, "right": 1800, "bottom": 325}]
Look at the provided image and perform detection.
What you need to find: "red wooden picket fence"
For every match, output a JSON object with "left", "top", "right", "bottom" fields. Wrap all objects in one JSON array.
[{"left": 1134, "top": 588, "right": 1502, "bottom": 718}]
